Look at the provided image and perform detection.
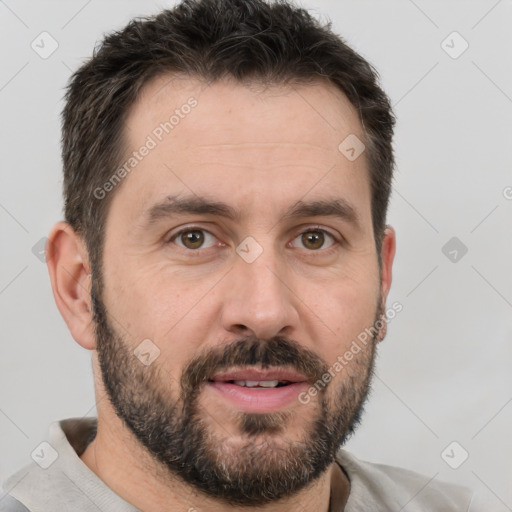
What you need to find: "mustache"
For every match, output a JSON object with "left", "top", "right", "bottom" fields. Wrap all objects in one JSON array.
[{"left": 180, "top": 335, "right": 329, "bottom": 397}]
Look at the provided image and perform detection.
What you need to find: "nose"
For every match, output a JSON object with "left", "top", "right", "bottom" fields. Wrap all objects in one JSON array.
[{"left": 220, "top": 248, "right": 300, "bottom": 340}]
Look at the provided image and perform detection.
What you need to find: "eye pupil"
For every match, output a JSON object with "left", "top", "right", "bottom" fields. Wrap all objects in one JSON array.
[
  {"left": 182, "top": 230, "right": 204, "bottom": 249},
  {"left": 302, "top": 231, "right": 324, "bottom": 250}
]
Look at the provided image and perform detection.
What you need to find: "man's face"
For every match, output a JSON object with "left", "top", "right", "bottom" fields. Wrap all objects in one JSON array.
[{"left": 93, "top": 76, "right": 390, "bottom": 505}]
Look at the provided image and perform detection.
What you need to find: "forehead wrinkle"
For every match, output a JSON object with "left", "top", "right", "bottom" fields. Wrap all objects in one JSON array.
[{"left": 193, "top": 142, "right": 332, "bottom": 150}]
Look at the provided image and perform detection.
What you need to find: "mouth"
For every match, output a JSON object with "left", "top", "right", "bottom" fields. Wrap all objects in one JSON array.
[
  {"left": 206, "top": 368, "right": 310, "bottom": 412},
  {"left": 216, "top": 380, "right": 292, "bottom": 388}
]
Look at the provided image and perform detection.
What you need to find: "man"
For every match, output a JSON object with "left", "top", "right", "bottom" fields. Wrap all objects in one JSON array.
[{"left": 1, "top": 0, "right": 478, "bottom": 510}]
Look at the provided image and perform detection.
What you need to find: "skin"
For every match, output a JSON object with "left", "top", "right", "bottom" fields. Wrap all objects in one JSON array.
[{"left": 47, "top": 75, "right": 395, "bottom": 512}]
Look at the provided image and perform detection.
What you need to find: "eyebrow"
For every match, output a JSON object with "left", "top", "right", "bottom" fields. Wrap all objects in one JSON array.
[
  {"left": 144, "top": 195, "right": 240, "bottom": 225},
  {"left": 282, "top": 198, "right": 359, "bottom": 227},
  {"left": 142, "top": 194, "right": 360, "bottom": 228}
]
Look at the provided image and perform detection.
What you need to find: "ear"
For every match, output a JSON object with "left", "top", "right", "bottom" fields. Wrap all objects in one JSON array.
[
  {"left": 46, "top": 222, "right": 96, "bottom": 350},
  {"left": 376, "top": 225, "right": 396, "bottom": 341}
]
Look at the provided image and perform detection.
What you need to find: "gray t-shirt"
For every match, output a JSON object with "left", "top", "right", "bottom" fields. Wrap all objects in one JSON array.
[{"left": 0, "top": 417, "right": 477, "bottom": 511}]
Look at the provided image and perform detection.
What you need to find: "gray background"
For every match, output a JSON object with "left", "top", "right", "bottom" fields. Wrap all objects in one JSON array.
[{"left": 1, "top": 0, "right": 511, "bottom": 508}]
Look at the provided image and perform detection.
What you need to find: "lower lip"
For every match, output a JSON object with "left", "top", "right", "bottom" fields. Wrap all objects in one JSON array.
[{"left": 206, "top": 381, "right": 309, "bottom": 412}]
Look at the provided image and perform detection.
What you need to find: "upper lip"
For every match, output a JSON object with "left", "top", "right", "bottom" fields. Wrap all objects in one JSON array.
[{"left": 210, "top": 368, "right": 308, "bottom": 383}]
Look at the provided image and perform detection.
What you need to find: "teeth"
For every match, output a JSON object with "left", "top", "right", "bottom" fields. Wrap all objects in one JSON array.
[{"left": 233, "top": 380, "right": 280, "bottom": 388}]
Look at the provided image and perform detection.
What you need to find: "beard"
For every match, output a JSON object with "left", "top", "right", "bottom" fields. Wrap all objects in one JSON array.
[{"left": 91, "top": 275, "right": 381, "bottom": 506}]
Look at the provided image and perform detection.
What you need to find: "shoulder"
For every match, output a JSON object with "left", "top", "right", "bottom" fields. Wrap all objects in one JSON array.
[
  {"left": 0, "top": 494, "right": 30, "bottom": 512},
  {"left": 336, "top": 449, "right": 473, "bottom": 511}
]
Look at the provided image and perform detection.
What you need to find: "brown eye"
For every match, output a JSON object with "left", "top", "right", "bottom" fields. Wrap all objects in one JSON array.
[
  {"left": 302, "top": 231, "right": 324, "bottom": 250},
  {"left": 291, "top": 229, "right": 336, "bottom": 251},
  {"left": 181, "top": 230, "right": 204, "bottom": 249},
  {"left": 170, "top": 228, "right": 217, "bottom": 250}
]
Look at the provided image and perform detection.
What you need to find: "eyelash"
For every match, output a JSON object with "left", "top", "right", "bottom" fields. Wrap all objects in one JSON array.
[{"left": 166, "top": 225, "right": 341, "bottom": 254}]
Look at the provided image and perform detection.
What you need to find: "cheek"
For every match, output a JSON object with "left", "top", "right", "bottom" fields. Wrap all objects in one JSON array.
[
  {"left": 322, "top": 298, "right": 378, "bottom": 373},
  {"left": 298, "top": 263, "right": 380, "bottom": 354},
  {"left": 101, "top": 258, "right": 218, "bottom": 370},
  {"left": 101, "top": 258, "right": 171, "bottom": 336}
]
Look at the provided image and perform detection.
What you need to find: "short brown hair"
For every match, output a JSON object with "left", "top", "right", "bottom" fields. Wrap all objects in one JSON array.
[{"left": 61, "top": 0, "right": 395, "bottom": 273}]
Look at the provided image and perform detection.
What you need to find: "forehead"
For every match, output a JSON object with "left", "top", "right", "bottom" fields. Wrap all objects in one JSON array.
[
  {"left": 130, "top": 73, "right": 363, "bottom": 150},
  {"left": 112, "top": 74, "right": 371, "bottom": 227}
]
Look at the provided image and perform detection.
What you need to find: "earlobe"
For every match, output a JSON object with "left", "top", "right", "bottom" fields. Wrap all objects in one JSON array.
[{"left": 46, "top": 222, "right": 96, "bottom": 350}]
